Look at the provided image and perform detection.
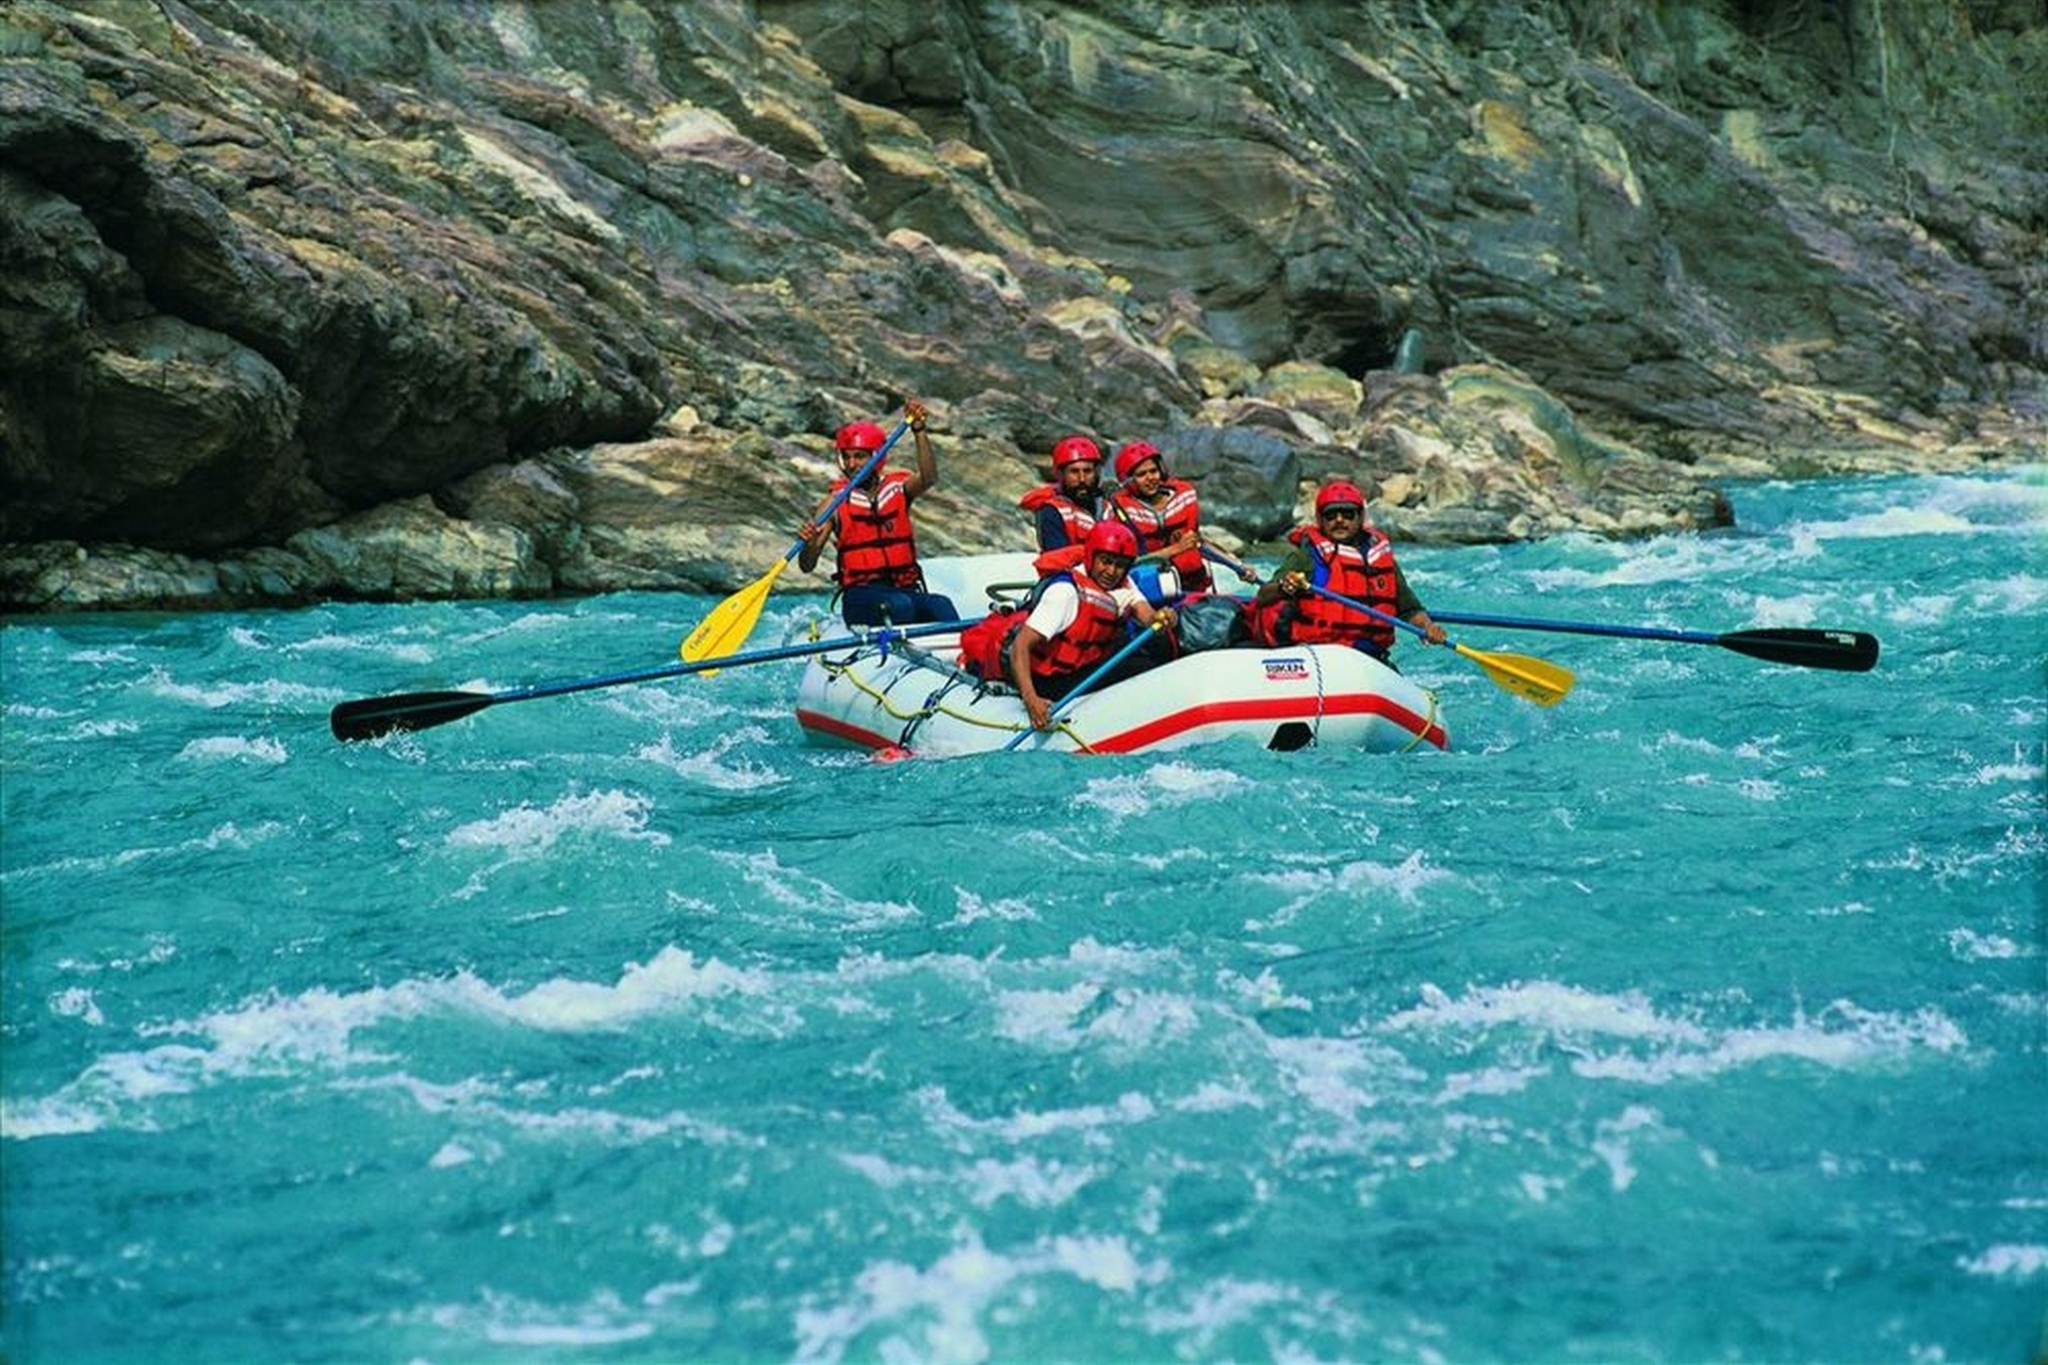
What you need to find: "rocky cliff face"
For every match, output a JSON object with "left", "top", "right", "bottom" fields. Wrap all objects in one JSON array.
[{"left": 2, "top": 0, "right": 2042, "bottom": 610}]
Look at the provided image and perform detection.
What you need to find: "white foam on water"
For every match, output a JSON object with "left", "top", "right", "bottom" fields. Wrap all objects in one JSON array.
[
  {"left": 994, "top": 983, "right": 1103, "bottom": 1045},
  {"left": 718, "top": 849, "right": 920, "bottom": 928},
  {"left": 49, "top": 987, "right": 104, "bottom": 1026},
  {"left": 993, "top": 983, "right": 1197, "bottom": 1054},
  {"left": 1960, "top": 743, "right": 2046, "bottom": 787},
  {"left": 176, "top": 735, "right": 289, "bottom": 765},
  {"left": 1139, "top": 1277, "right": 1293, "bottom": 1350},
  {"left": 288, "top": 631, "right": 436, "bottom": 664},
  {"left": 792, "top": 1225, "right": 1161, "bottom": 1365},
  {"left": 916, "top": 1083, "right": 1156, "bottom": 1144},
  {"left": 146, "top": 668, "right": 338, "bottom": 709},
  {"left": 63, "top": 718, "right": 140, "bottom": 740},
  {"left": 1964, "top": 572, "right": 2048, "bottom": 615},
  {"left": 1, "top": 948, "right": 768, "bottom": 1139},
  {"left": 2, "top": 820, "right": 291, "bottom": 885},
  {"left": 1264, "top": 1033, "right": 1416, "bottom": 1127},
  {"left": 944, "top": 887, "right": 1039, "bottom": 926},
  {"left": 445, "top": 789, "right": 670, "bottom": 858},
  {"left": 1958, "top": 1244, "right": 2048, "bottom": 1278},
  {"left": 1385, "top": 980, "right": 1968, "bottom": 1086},
  {"left": 1787, "top": 505, "right": 1981, "bottom": 539},
  {"left": 1172, "top": 1079, "right": 1265, "bottom": 1114},
  {"left": 491, "top": 946, "right": 768, "bottom": 1030},
  {"left": 1074, "top": 760, "right": 1254, "bottom": 821},
  {"left": 1248, "top": 849, "right": 1452, "bottom": 920},
  {"left": 1946, "top": 928, "right": 2035, "bottom": 961},
  {"left": 429, "top": 1141, "right": 485, "bottom": 1168},
  {"left": 634, "top": 730, "right": 782, "bottom": 790},
  {"left": 1589, "top": 1104, "right": 1669, "bottom": 1193},
  {"left": 963, "top": 1155, "right": 1096, "bottom": 1209},
  {"left": 1386, "top": 981, "right": 1714, "bottom": 1044},
  {"left": 417, "top": 1288, "right": 655, "bottom": 1347},
  {"left": 1526, "top": 535, "right": 1757, "bottom": 591},
  {"left": 455, "top": 609, "right": 579, "bottom": 644}
]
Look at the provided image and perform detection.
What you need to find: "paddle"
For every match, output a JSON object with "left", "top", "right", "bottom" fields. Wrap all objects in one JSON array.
[
  {"left": 1302, "top": 584, "right": 1575, "bottom": 707},
  {"left": 1201, "top": 545, "right": 1260, "bottom": 585},
  {"left": 1002, "top": 620, "right": 1165, "bottom": 751},
  {"left": 1426, "top": 611, "right": 1881, "bottom": 672},
  {"left": 331, "top": 621, "right": 960, "bottom": 742},
  {"left": 1200, "top": 546, "right": 1571, "bottom": 706},
  {"left": 677, "top": 418, "right": 912, "bottom": 665}
]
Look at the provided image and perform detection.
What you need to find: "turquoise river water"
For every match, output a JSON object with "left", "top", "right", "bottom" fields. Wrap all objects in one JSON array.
[{"left": 3, "top": 467, "right": 2045, "bottom": 1364}]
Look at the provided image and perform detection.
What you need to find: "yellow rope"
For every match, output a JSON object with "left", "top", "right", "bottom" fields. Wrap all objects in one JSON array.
[
  {"left": 1397, "top": 687, "right": 1442, "bottom": 754},
  {"left": 818, "top": 656, "right": 1030, "bottom": 736}
]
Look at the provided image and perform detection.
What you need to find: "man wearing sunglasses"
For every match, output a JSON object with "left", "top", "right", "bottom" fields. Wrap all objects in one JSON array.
[{"left": 1249, "top": 480, "right": 1446, "bottom": 662}]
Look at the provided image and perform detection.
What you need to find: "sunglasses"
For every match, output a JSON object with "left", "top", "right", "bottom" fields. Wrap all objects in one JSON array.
[{"left": 1320, "top": 505, "right": 1362, "bottom": 519}]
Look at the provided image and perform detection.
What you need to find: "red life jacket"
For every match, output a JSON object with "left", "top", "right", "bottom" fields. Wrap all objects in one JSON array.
[
  {"left": 1019, "top": 485, "right": 1099, "bottom": 548},
  {"left": 1107, "top": 479, "right": 1210, "bottom": 591},
  {"left": 1031, "top": 543, "right": 1087, "bottom": 578},
  {"left": 1026, "top": 569, "right": 1127, "bottom": 680},
  {"left": 1251, "top": 526, "right": 1399, "bottom": 649},
  {"left": 831, "top": 470, "right": 921, "bottom": 588},
  {"left": 956, "top": 607, "right": 1021, "bottom": 681}
]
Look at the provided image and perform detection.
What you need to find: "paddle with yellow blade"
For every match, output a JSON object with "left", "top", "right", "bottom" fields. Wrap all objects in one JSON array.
[
  {"left": 1199, "top": 544, "right": 1571, "bottom": 706},
  {"left": 677, "top": 417, "right": 910, "bottom": 664},
  {"left": 1305, "top": 584, "right": 1575, "bottom": 707}
]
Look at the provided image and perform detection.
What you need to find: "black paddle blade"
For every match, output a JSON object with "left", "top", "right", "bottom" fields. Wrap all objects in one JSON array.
[
  {"left": 330, "top": 690, "right": 497, "bottom": 742},
  {"left": 1718, "top": 629, "right": 1881, "bottom": 672}
]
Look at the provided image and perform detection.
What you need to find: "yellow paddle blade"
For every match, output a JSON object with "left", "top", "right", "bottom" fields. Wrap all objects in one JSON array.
[
  {"left": 1453, "top": 642, "right": 1575, "bottom": 707},
  {"left": 679, "top": 558, "right": 788, "bottom": 668}
]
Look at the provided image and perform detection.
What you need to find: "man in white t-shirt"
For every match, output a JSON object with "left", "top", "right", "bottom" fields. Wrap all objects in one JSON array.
[{"left": 1007, "top": 520, "right": 1176, "bottom": 731}]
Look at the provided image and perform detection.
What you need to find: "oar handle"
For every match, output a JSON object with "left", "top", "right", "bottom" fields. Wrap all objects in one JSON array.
[
  {"left": 786, "top": 418, "right": 912, "bottom": 564},
  {"left": 1003, "top": 620, "right": 1163, "bottom": 751}
]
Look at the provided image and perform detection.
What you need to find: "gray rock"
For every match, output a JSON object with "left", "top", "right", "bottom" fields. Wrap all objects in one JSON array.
[{"left": 0, "top": 0, "right": 2041, "bottom": 610}]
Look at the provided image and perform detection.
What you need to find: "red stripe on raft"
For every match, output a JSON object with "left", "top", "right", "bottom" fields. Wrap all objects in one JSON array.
[
  {"left": 796, "top": 708, "right": 895, "bottom": 749},
  {"left": 798, "top": 693, "right": 1446, "bottom": 754},
  {"left": 1083, "top": 692, "right": 1447, "bottom": 753}
]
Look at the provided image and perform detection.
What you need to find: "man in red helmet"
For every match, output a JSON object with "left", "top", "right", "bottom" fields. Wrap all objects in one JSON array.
[
  {"left": 1008, "top": 519, "right": 1175, "bottom": 730},
  {"left": 1106, "top": 439, "right": 1211, "bottom": 593},
  {"left": 1019, "top": 435, "right": 1107, "bottom": 553},
  {"left": 1250, "top": 479, "right": 1446, "bottom": 663},
  {"left": 797, "top": 399, "right": 959, "bottom": 625}
]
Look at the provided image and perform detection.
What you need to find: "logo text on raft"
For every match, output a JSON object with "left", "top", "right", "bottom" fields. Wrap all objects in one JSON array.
[{"left": 1262, "top": 658, "right": 1309, "bottom": 681}]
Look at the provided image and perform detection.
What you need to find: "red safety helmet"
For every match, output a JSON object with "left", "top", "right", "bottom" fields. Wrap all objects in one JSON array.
[
  {"left": 1316, "top": 480, "right": 1367, "bottom": 514},
  {"left": 1113, "top": 440, "right": 1163, "bottom": 482},
  {"left": 1084, "top": 519, "right": 1139, "bottom": 560},
  {"left": 834, "top": 420, "right": 890, "bottom": 454},
  {"left": 1052, "top": 435, "right": 1102, "bottom": 470}
]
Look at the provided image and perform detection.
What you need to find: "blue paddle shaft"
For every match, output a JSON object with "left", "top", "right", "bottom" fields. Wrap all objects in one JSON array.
[
  {"left": 786, "top": 419, "right": 911, "bottom": 564},
  {"left": 506, "top": 620, "right": 958, "bottom": 703},
  {"left": 1429, "top": 610, "right": 1716, "bottom": 645},
  {"left": 1003, "top": 622, "right": 1161, "bottom": 751}
]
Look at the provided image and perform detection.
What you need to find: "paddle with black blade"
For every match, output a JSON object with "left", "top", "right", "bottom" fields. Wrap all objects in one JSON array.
[
  {"left": 1303, "top": 585, "right": 1576, "bottom": 707},
  {"left": 331, "top": 622, "right": 961, "bottom": 743},
  {"left": 1427, "top": 611, "right": 1881, "bottom": 672},
  {"left": 676, "top": 416, "right": 912, "bottom": 666}
]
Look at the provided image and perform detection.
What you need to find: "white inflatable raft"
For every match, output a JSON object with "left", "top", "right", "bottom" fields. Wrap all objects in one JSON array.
[{"left": 791, "top": 555, "right": 1449, "bottom": 757}]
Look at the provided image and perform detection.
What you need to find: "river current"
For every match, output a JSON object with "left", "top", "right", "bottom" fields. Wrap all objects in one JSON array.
[{"left": 3, "top": 467, "right": 2044, "bottom": 1363}]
